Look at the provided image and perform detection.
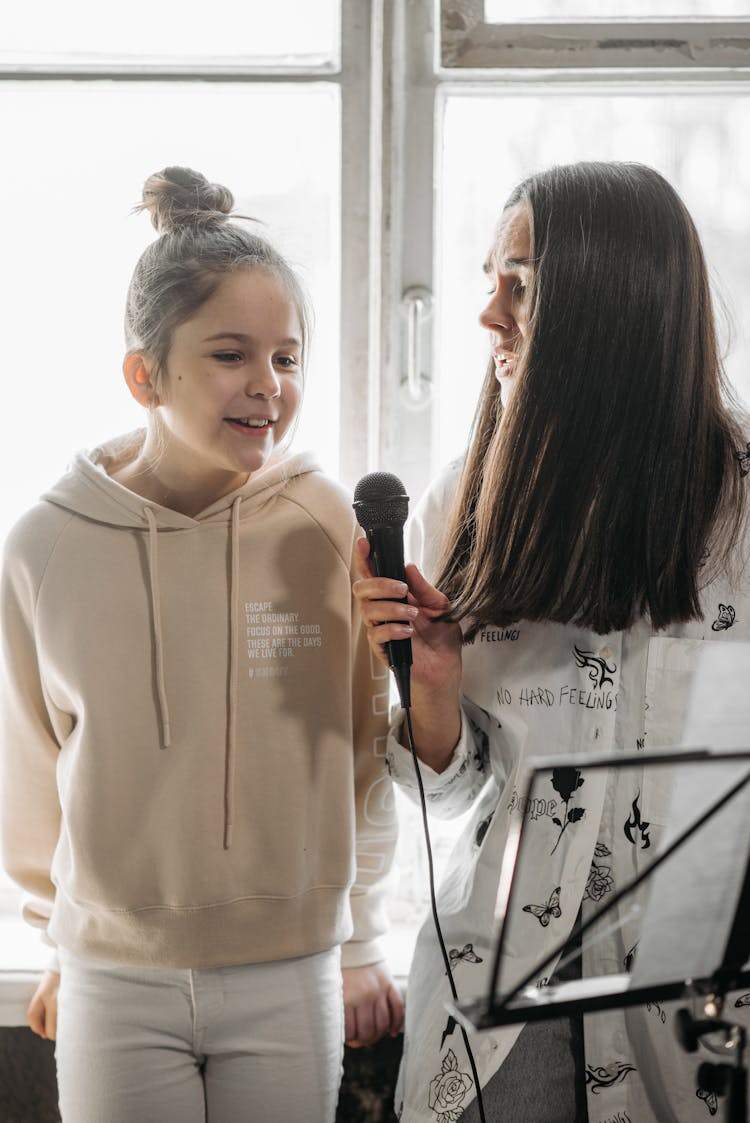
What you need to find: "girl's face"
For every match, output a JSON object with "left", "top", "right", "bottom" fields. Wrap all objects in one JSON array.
[
  {"left": 479, "top": 202, "right": 533, "bottom": 407},
  {"left": 154, "top": 268, "right": 303, "bottom": 487}
]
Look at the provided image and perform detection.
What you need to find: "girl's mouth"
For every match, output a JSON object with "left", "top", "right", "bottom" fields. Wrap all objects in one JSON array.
[{"left": 225, "top": 416, "right": 274, "bottom": 433}]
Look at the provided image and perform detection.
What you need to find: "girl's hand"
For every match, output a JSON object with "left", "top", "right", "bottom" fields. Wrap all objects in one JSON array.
[
  {"left": 342, "top": 962, "right": 404, "bottom": 1047},
  {"left": 352, "top": 537, "right": 463, "bottom": 697},
  {"left": 27, "top": 969, "right": 60, "bottom": 1040}
]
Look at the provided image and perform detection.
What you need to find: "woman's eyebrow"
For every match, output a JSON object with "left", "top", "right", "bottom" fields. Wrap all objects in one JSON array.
[{"left": 483, "top": 256, "right": 534, "bottom": 275}]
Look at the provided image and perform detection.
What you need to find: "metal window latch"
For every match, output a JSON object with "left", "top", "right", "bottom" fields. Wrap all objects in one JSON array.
[{"left": 400, "top": 286, "right": 433, "bottom": 407}]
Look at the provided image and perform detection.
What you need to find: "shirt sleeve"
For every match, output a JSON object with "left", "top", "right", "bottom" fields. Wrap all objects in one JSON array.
[
  {"left": 0, "top": 532, "right": 61, "bottom": 946},
  {"left": 341, "top": 540, "right": 399, "bottom": 969},
  {"left": 385, "top": 695, "right": 493, "bottom": 818}
]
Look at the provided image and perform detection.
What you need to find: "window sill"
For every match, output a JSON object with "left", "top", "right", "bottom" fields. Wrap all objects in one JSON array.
[
  {"left": 0, "top": 916, "right": 50, "bottom": 1026},
  {"left": 0, "top": 914, "right": 418, "bottom": 1027}
]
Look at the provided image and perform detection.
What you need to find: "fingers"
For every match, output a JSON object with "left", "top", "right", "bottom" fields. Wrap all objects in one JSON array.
[
  {"left": 345, "top": 993, "right": 393, "bottom": 1048},
  {"left": 27, "top": 992, "right": 47, "bottom": 1038},
  {"left": 387, "top": 983, "right": 405, "bottom": 1036},
  {"left": 27, "top": 970, "right": 60, "bottom": 1041},
  {"left": 404, "top": 563, "right": 451, "bottom": 613}
]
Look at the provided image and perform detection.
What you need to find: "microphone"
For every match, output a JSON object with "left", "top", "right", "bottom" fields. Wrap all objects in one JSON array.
[{"left": 353, "top": 471, "right": 412, "bottom": 709}]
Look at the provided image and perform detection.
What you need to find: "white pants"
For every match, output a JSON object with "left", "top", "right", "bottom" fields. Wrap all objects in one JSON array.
[{"left": 56, "top": 947, "right": 344, "bottom": 1123}]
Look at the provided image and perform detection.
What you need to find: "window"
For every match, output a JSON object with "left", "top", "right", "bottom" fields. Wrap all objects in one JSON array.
[{"left": 1, "top": 0, "right": 749, "bottom": 984}]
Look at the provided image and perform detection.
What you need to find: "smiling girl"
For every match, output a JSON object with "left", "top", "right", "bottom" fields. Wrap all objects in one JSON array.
[{"left": 1, "top": 166, "right": 401, "bottom": 1123}]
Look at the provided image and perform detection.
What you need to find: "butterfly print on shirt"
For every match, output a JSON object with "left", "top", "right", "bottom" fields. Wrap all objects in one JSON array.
[
  {"left": 446, "top": 943, "right": 483, "bottom": 973},
  {"left": 573, "top": 645, "right": 617, "bottom": 689},
  {"left": 523, "top": 885, "right": 562, "bottom": 927},
  {"left": 711, "top": 603, "right": 736, "bottom": 631}
]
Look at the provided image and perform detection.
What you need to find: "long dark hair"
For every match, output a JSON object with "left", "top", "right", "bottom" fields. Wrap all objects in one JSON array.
[{"left": 437, "top": 162, "right": 747, "bottom": 637}]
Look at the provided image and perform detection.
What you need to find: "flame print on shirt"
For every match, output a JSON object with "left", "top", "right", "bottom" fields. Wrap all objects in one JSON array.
[
  {"left": 573, "top": 645, "right": 617, "bottom": 689},
  {"left": 623, "top": 792, "right": 651, "bottom": 850}
]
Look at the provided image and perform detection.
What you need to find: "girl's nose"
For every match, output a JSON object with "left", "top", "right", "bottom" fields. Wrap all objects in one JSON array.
[{"left": 246, "top": 364, "right": 280, "bottom": 399}]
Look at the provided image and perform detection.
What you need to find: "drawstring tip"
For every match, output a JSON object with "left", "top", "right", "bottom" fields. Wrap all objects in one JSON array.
[
  {"left": 162, "top": 723, "right": 172, "bottom": 748},
  {"left": 223, "top": 823, "right": 233, "bottom": 850}
]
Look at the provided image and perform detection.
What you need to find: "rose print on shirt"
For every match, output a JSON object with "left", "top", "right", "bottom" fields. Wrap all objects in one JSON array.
[
  {"left": 523, "top": 885, "right": 562, "bottom": 927},
  {"left": 584, "top": 860, "right": 614, "bottom": 902},
  {"left": 428, "top": 1049, "right": 474, "bottom": 1122},
  {"left": 624, "top": 792, "right": 651, "bottom": 849},
  {"left": 550, "top": 767, "right": 586, "bottom": 853},
  {"left": 573, "top": 645, "right": 616, "bottom": 689},
  {"left": 711, "top": 603, "right": 736, "bottom": 631}
]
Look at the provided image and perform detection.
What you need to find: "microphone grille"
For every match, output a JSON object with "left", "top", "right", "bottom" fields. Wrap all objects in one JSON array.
[{"left": 353, "top": 471, "right": 409, "bottom": 530}]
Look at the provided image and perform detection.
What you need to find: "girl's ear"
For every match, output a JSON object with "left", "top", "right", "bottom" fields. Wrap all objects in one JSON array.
[{"left": 122, "top": 353, "right": 160, "bottom": 409}]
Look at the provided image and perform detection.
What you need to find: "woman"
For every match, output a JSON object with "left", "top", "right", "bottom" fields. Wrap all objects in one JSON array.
[{"left": 354, "top": 161, "right": 750, "bottom": 1123}]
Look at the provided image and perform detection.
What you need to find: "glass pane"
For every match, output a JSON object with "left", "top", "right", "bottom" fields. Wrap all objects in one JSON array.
[
  {"left": 0, "top": 0, "right": 339, "bottom": 67},
  {"left": 485, "top": 0, "right": 750, "bottom": 17},
  {"left": 0, "top": 82, "right": 340, "bottom": 540},
  {"left": 437, "top": 90, "right": 750, "bottom": 469}
]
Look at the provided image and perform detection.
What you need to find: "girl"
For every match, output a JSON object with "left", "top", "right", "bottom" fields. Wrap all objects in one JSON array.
[
  {"left": 1, "top": 165, "right": 402, "bottom": 1123},
  {"left": 353, "top": 162, "right": 750, "bottom": 1122}
]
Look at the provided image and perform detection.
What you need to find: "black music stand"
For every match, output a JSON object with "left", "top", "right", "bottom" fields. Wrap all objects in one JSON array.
[{"left": 448, "top": 642, "right": 750, "bottom": 1122}]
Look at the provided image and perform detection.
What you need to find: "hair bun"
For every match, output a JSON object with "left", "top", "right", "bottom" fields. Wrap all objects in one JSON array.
[{"left": 138, "top": 166, "right": 235, "bottom": 235}]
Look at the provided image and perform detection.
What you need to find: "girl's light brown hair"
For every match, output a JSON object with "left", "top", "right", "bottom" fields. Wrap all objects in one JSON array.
[{"left": 125, "top": 165, "right": 311, "bottom": 394}]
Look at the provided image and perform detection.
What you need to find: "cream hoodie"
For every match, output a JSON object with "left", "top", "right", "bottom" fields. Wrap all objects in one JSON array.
[{"left": 1, "top": 432, "right": 396, "bottom": 969}]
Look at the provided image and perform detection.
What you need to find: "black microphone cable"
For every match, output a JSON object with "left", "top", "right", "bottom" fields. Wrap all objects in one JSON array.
[
  {"left": 353, "top": 471, "right": 487, "bottom": 1121},
  {"left": 402, "top": 706, "right": 488, "bottom": 1123}
]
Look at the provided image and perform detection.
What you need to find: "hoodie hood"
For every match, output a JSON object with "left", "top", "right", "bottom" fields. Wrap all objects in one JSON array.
[
  {"left": 43, "top": 429, "right": 322, "bottom": 531},
  {"left": 41, "top": 430, "right": 323, "bottom": 846}
]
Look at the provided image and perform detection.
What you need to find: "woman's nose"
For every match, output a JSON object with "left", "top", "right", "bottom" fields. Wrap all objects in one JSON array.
[{"left": 479, "top": 287, "right": 513, "bottom": 333}]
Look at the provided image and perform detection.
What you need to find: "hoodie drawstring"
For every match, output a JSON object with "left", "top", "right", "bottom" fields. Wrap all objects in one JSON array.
[
  {"left": 143, "top": 500, "right": 240, "bottom": 848},
  {"left": 144, "top": 507, "right": 172, "bottom": 748},
  {"left": 224, "top": 497, "right": 242, "bottom": 849}
]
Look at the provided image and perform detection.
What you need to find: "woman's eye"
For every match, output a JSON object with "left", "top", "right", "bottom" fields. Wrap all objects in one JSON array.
[{"left": 213, "top": 351, "right": 243, "bottom": 363}]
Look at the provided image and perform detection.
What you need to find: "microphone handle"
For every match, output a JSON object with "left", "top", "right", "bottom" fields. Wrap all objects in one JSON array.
[{"left": 366, "top": 525, "right": 412, "bottom": 707}]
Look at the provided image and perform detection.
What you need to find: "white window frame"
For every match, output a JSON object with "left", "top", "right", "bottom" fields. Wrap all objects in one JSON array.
[{"left": 374, "top": 0, "right": 750, "bottom": 502}]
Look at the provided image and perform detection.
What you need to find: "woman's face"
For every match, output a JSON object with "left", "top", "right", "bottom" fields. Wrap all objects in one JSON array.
[{"left": 479, "top": 202, "right": 533, "bottom": 407}]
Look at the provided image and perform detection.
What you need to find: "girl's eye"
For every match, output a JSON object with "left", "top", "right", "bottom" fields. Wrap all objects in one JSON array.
[
  {"left": 275, "top": 355, "right": 299, "bottom": 369},
  {"left": 213, "top": 351, "right": 243, "bottom": 363}
]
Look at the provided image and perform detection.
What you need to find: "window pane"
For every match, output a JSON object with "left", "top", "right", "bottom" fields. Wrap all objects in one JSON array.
[
  {"left": 0, "top": 81, "right": 340, "bottom": 539},
  {"left": 0, "top": 0, "right": 340, "bottom": 67},
  {"left": 437, "top": 90, "right": 750, "bottom": 469},
  {"left": 485, "top": 0, "right": 750, "bottom": 18}
]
